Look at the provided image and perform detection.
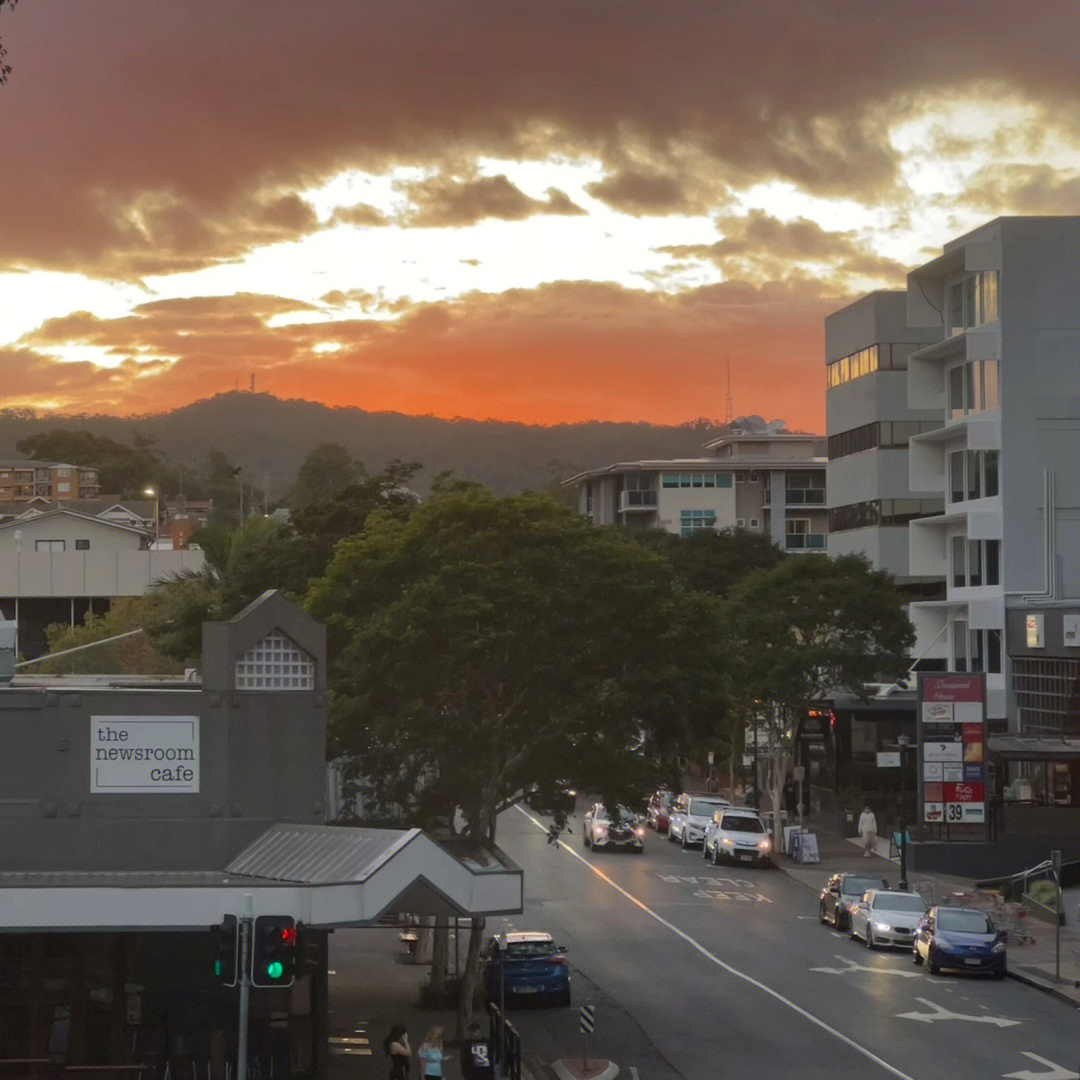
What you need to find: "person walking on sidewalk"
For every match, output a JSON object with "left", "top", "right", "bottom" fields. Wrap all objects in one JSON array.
[
  {"left": 384, "top": 1023, "right": 411, "bottom": 1080},
  {"left": 417, "top": 1026, "right": 450, "bottom": 1080},
  {"left": 461, "top": 1021, "right": 494, "bottom": 1080},
  {"left": 858, "top": 805, "right": 878, "bottom": 858}
]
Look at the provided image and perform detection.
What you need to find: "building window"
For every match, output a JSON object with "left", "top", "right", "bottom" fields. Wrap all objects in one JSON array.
[
  {"left": 661, "top": 473, "right": 727, "bottom": 488},
  {"left": 828, "top": 420, "right": 940, "bottom": 460},
  {"left": 784, "top": 518, "right": 824, "bottom": 549},
  {"left": 952, "top": 618, "right": 969, "bottom": 671},
  {"left": 235, "top": 630, "right": 315, "bottom": 690},
  {"left": 749, "top": 518, "right": 760, "bottom": 530},
  {"left": 947, "top": 271, "right": 999, "bottom": 336},
  {"left": 948, "top": 449, "right": 1000, "bottom": 505},
  {"left": 785, "top": 472, "right": 825, "bottom": 505},
  {"left": 947, "top": 359, "right": 1000, "bottom": 419},
  {"left": 952, "top": 535, "right": 966, "bottom": 588},
  {"left": 35, "top": 539, "right": 65, "bottom": 552},
  {"left": 985, "top": 539, "right": 1000, "bottom": 586},
  {"left": 1013, "top": 657, "right": 1080, "bottom": 734},
  {"left": 679, "top": 509, "right": 717, "bottom": 537},
  {"left": 75, "top": 539, "right": 90, "bottom": 550},
  {"left": 736, "top": 518, "right": 746, "bottom": 528}
]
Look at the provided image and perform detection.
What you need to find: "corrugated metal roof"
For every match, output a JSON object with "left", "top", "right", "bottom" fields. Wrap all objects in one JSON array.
[
  {"left": 0, "top": 869, "right": 280, "bottom": 889},
  {"left": 988, "top": 735, "right": 1080, "bottom": 760},
  {"left": 226, "top": 823, "right": 418, "bottom": 884}
]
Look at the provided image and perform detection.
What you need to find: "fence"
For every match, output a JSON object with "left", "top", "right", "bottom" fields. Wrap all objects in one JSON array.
[{"left": 485, "top": 1004, "right": 521, "bottom": 1080}]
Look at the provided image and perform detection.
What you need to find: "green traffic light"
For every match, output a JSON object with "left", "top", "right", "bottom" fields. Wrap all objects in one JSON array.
[
  {"left": 265, "top": 961, "right": 284, "bottom": 979},
  {"left": 214, "top": 960, "right": 223, "bottom": 977}
]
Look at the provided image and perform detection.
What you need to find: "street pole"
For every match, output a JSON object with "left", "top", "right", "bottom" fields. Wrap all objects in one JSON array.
[
  {"left": 1053, "top": 849, "right": 1062, "bottom": 983},
  {"left": 898, "top": 736, "right": 910, "bottom": 891},
  {"left": 237, "top": 894, "right": 254, "bottom": 1080}
]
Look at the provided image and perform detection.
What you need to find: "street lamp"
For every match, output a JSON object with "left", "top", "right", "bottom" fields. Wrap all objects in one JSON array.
[
  {"left": 897, "top": 734, "right": 911, "bottom": 891},
  {"left": 143, "top": 487, "right": 159, "bottom": 547}
]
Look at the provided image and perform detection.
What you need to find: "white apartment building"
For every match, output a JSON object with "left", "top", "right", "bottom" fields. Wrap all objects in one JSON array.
[
  {"left": 903, "top": 217, "right": 1080, "bottom": 729},
  {"left": 825, "top": 291, "right": 942, "bottom": 588},
  {"left": 564, "top": 428, "right": 828, "bottom": 552}
]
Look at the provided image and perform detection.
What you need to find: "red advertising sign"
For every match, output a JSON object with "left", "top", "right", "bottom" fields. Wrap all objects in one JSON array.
[
  {"left": 920, "top": 674, "right": 984, "bottom": 703},
  {"left": 961, "top": 723, "right": 982, "bottom": 741},
  {"left": 943, "top": 782, "right": 984, "bottom": 803}
]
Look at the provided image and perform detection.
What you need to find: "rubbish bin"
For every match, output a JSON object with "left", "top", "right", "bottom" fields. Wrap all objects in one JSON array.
[{"left": 842, "top": 809, "right": 858, "bottom": 838}]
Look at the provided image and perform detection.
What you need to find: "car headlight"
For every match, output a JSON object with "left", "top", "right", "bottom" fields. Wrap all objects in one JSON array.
[
  {"left": 992, "top": 942, "right": 1006, "bottom": 954},
  {"left": 871, "top": 920, "right": 891, "bottom": 932},
  {"left": 595, "top": 825, "right": 608, "bottom": 837},
  {"left": 759, "top": 839, "right": 771, "bottom": 852},
  {"left": 635, "top": 826, "right": 646, "bottom": 837},
  {"left": 721, "top": 836, "right": 734, "bottom": 846}
]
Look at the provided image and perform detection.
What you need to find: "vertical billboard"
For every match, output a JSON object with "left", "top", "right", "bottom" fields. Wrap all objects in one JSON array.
[{"left": 916, "top": 674, "right": 986, "bottom": 840}]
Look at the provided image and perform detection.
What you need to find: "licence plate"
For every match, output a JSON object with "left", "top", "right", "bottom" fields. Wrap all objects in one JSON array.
[
  {"left": 737, "top": 853, "right": 753, "bottom": 861},
  {"left": 964, "top": 958, "right": 983, "bottom": 966},
  {"left": 514, "top": 985, "right": 540, "bottom": 993}
]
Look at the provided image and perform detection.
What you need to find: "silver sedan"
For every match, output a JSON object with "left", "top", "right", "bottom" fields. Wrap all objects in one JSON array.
[{"left": 849, "top": 889, "right": 928, "bottom": 949}]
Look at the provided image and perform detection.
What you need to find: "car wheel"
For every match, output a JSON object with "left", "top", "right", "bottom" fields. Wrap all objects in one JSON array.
[
  {"left": 913, "top": 946, "right": 923, "bottom": 966},
  {"left": 681, "top": 831, "right": 689, "bottom": 849},
  {"left": 993, "top": 962, "right": 1006, "bottom": 980},
  {"left": 927, "top": 949, "right": 939, "bottom": 975},
  {"left": 710, "top": 843, "right": 720, "bottom": 866},
  {"left": 554, "top": 986, "right": 572, "bottom": 1006},
  {"left": 583, "top": 829, "right": 591, "bottom": 848},
  {"left": 667, "top": 827, "right": 676, "bottom": 843},
  {"left": 819, "top": 902, "right": 828, "bottom": 925},
  {"left": 866, "top": 928, "right": 875, "bottom": 950},
  {"left": 833, "top": 909, "right": 843, "bottom": 931}
]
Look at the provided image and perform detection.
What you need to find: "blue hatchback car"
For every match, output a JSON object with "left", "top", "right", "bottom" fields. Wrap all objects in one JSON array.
[
  {"left": 482, "top": 931, "right": 571, "bottom": 1006},
  {"left": 913, "top": 906, "right": 1007, "bottom": 977}
]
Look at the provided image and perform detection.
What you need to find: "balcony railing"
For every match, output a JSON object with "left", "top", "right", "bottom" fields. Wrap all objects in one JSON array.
[{"left": 785, "top": 533, "right": 826, "bottom": 551}]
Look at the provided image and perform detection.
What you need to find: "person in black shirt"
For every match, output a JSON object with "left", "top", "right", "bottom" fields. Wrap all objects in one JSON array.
[{"left": 461, "top": 1021, "right": 493, "bottom": 1080}]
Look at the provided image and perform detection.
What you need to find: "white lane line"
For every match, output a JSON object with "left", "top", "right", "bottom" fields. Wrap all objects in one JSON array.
[{"left": 515, "top": 804, "right": 916, "bottom": 1080}]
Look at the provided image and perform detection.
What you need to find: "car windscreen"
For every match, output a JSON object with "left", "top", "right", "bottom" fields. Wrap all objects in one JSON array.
[
  {"left": 689, "top": 799, "right": 726, "bottom": 817},
  {"left": 505, "top": 941, "right": 557, "bottom": 960},
  {"left": 873, "top": 894, "right": 927, "bottom": 913},
  {"left": 840, "top": 877, "right": 883, "bottom": 896},
  {"left": 720, "top": 815, "right": 764, "bottom": 833},
  {"left": 937, "top": 910, "right": 994, "bottom": 934}
]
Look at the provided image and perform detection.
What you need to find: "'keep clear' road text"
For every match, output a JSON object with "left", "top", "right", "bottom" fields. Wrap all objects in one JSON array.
[{"left": 657, "top": 874, "right": 773, "bottom": 902}]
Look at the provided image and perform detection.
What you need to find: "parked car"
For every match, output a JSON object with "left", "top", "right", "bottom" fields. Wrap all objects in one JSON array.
[
  {"left": 819, "top": 872, "right": 890, "bottom": 930},
  {"left": 526, "top": 781, "right": 577, "bottom": 815},
  {"left": 849, "top": 889, "right": 928, "bottom": 950},
  {"left": 481, "top": 931, "right": 572, "bottom": 1005},
  {"left": 645, "top": 789, "right": 674, "bottom": 833},
  {"left": 913, "top": 906, "right": 1007, "bottom": 977},
  {"left": 702, "top": 808, "right": 772, "bottom": 866},
  {"left": 666, "top": 792, "right": 730, "bottom": 848},
  {"left": 583, "top": 802, "right": 646, "bottom": 852}
]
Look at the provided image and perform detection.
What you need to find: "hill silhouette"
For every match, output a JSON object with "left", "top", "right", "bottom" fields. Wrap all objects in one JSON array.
[{"left": 0, "top": 393, "right": 744, "bottom": 498}]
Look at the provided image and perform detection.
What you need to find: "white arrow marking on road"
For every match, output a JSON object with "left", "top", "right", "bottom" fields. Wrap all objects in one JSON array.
[
  {"left": 811, "top": 955, "right": 921, "bottom": 978},
  {"left": 1002, "top": 1051, "right": 1078, "bottom": 1079},
  {"left": 897, "top": 997, "right": 1021, "bottom": 1027}
]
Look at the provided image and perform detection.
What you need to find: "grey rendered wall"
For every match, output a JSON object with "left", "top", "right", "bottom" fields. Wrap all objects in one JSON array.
[
  {"left": 0, "top": 592, "right": 327, "bottom": 872},
  {"left": 998, "top": 219, "right": 1080, "bottom": 596}
]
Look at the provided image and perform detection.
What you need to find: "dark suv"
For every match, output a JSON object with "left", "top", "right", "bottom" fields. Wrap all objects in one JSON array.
[{"left": 819, "top": 871, "right": 889, "bottom": 930}]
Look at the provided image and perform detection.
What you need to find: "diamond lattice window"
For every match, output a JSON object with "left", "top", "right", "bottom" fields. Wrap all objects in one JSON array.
[{"left": 235, "top": 630, "right": 314, "bottom": 690}]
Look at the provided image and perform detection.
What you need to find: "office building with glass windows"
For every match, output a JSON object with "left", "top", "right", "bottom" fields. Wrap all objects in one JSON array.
[{"left": 564, "top": 427, "right": 828, "bottom": 553}]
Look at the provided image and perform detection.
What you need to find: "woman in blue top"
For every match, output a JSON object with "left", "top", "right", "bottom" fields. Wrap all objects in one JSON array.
[{"left": 417, "top": 1025, "right": 450, "bottom": 1079}]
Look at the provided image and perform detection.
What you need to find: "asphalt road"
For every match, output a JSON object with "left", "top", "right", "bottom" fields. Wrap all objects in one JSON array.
[{"left": 492, "top": 802, "right": 1080, "bottom": 1080}]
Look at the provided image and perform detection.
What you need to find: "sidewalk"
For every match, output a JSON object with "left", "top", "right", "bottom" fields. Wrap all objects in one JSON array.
[{"left": 782, "top": 810, "right": 1080, "bottom": 1005}]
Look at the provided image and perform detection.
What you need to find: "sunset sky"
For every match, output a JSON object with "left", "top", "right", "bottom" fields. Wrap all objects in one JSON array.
[{"left": 2, "top": 1, "right": 1078, "bottom": 429}]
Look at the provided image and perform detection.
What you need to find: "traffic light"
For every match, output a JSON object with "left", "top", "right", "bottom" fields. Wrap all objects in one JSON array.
[
  {"left": 250, "top": 915, "right": 297, "bottom": 987},
  {"left": 210, "top": 914, "right": 239, "bottom": 986}
]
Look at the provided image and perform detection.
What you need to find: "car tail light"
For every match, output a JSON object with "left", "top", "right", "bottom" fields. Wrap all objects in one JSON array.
[{"left": 547, "top": 956, "right": 565, "bottom": 966}]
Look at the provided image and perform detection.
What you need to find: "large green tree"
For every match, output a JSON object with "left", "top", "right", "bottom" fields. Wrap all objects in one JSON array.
[
  {"left": 306, "top": 486, "right": 724, "bottom": 1024},
  {"left": 722, "top": 553, "right": 914, "bottom": 847}
]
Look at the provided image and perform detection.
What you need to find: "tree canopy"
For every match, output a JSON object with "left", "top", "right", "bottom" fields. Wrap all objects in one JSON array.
[{"left": 306, "top": 486, "right": 724, "bottom": 840}]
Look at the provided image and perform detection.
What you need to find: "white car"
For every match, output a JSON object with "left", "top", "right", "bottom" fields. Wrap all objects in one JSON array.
[
  {"left": 666, "top": 792, "right": 730, "bottom": 848},
  {"left": 583, "top": 803, "right": 646, "bottom": 852},
  {"left": 702, "top": 808, "right": 772, "bottom": 866},
  {"left": 849, "top": 889, "right": 928, "bottom": 949}
]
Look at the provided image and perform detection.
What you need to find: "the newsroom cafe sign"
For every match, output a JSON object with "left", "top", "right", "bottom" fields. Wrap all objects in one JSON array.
[{"left": 91, "top": 716, "right": 200, "bottom": 794}]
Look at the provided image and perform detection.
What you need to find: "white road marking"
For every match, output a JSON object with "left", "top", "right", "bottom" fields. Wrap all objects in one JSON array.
[
  {"left": 811, "top": 955, "right": 921, "bottom": 978},
  {"left": 896, "top": 997, "right": 1021, "bottom": 1027},
  {"left": 1003, "top": 1051, "right": 1078, "bottom": 1079},
  {"left": 515, "top": 804, "right": 917, "bottom": 1080}
]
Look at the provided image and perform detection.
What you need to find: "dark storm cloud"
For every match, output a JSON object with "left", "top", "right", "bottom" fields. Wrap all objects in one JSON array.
[
  {"left": 2, "top": 0, "right": 1077, "bottom": 275},
  {"left": 404, "top": 175, "right": 585, "bottom": 226}
]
